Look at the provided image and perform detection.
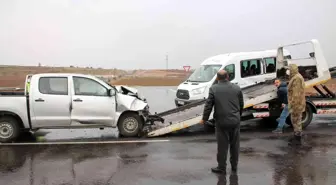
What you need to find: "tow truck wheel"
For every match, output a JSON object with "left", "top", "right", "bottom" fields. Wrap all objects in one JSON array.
[
  {"left": 286, "top": 104, "right": 313, "bottom": 129},
  {"left": 0, "top": 116, "right": 20, "bottom": 143},
  {"left": 118, "top": 112, "right": 143, "bottom": 137}
]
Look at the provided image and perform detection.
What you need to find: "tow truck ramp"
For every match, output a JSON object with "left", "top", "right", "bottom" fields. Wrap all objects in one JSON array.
[
  {"left": 146, "top": 39, "right": 333, "bottom": 137},
  {"left": 146, "top": 81, "right": 278, "bottom": 137}
]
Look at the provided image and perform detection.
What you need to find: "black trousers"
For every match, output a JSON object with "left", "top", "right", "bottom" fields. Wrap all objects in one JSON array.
[{"left": 216, "top": 125, "right": 240, "bottom": 170}]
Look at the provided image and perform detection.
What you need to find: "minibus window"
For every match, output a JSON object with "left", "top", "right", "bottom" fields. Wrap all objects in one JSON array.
[
  {"left": 240, "top": 59, "right": 262, "bottom": 78},
  {"left": 265, "top": 57, "right": 276, "bottom": 73}
]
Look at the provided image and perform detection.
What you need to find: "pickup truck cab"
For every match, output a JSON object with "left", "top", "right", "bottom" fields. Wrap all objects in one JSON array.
[{"left": 0, "top": 73, "right": 155, "bottom": 142}]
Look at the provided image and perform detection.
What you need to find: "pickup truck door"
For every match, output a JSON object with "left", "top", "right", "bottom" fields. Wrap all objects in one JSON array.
[
  {"left": 70, "top": 76, "right": 116, "bottom": 126},
  {"left": 30, "top": 76, "right": 71, "bottom": 127}
]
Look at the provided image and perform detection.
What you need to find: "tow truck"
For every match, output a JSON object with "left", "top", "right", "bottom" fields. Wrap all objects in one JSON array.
[{"left": 144, "top": 39, "right": 336, "bottom": 137}]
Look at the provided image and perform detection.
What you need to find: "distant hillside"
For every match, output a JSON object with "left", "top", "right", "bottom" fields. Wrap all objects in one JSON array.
[
  {"left": 0, "top": 65, "right": 126, "bottom": 87},
  {"left": 0, "top": 65, "right": 191, "bottom": 87}
]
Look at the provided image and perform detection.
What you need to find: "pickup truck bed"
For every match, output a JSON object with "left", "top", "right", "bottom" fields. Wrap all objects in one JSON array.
[{"left": 0, "top": 96, "right": 29, "bottom": 128}]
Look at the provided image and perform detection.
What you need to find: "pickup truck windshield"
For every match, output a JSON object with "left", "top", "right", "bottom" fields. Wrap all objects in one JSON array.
[{"left": 187, "top": 64, "right": 222, "bottom": 82}]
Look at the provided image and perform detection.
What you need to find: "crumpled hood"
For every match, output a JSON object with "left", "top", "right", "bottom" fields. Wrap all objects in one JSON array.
[
  {"left": 115, "top": 85, "right": 148, "bottom": 111},
  {"left": 116, "top": 93, "right": 148, "bottom": 111},
  {"left": 114, "top": 85, "right": 138, "bottom": 94}
]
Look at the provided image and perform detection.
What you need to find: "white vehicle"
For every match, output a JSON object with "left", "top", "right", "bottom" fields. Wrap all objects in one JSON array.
[
  {"left": 175, "top": 49, "right": 291, "bottom": 107},
  {"left": 0, "top": 73, "right": 164, "bottom": 143}
]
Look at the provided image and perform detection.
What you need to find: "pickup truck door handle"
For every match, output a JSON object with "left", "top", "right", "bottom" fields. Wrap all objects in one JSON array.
[
  {"left": 35, "top": 98, "right": 44, "bottom": 102},
  {"left": 73, "top": 98, "right": 83, "bottom": 102}
]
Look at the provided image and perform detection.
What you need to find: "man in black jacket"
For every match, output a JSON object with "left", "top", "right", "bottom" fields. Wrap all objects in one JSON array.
[
  {"left": 272, "top": 79, "right": 289, "bottom": 134},
  {"left": 199, "top": 70, "right": 244, "bottom": 175}
]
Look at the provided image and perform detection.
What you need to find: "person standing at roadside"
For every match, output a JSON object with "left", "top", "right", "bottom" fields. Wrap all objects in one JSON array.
[
  {"left": 272, "top": 79, "right": 289, "bottom": 134},
  {"left": 287, "top": 64, "right": 306, "bottom": 145},
  {"left": 199, "top": 70, "right": 244, "bottom": 175}
]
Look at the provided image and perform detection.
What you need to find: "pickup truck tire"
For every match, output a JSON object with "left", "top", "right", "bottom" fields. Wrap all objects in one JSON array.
[
  {"left": 0, "top": 116, "right": 20, "bottom": 143},
  {"left": 286, "top": 104, "right": 313, "bottom": 129},
  {"left": 118, "top": 113, "right": 143, "bottom": 137}
]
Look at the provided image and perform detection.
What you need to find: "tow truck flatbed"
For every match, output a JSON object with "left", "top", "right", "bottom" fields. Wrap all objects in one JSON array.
[{"left": 145, "top": 39, "right": 335, "bottom": 137}]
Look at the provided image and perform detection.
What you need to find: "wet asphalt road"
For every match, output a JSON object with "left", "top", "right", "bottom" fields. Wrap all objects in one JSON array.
[
  {"left": 1, "top": 86, "right": 336, "bottom": 184},
  {"left": 1, "top": 118, "right": 336, "bottom": 185}
]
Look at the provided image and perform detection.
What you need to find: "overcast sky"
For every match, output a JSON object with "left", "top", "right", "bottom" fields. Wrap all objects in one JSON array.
[{"left": 0, "top": 0, "right": 335, "bottom": 70}]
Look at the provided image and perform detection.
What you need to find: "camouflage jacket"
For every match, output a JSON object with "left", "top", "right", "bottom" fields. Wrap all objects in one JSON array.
[{"left": 287, "top": 64, "right": 306, "bottom": 113}]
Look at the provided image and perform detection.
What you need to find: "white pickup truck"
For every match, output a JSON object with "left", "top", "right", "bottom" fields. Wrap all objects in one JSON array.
[{"left": 0, "top": 73, "right": 163, "bottom": 143}]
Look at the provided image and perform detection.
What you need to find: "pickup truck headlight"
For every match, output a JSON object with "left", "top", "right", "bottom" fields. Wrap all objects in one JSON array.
[{"left": 191, "top": 87, "right": 206, "bottom": 95}]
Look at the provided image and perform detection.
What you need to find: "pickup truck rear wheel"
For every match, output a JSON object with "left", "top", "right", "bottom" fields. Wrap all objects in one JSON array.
[
  {"left": 0, "top": 116, "right": 20, "bottom": 143},
  {"left": 118, "top": 113, "right": 143, "bottom": 137}
]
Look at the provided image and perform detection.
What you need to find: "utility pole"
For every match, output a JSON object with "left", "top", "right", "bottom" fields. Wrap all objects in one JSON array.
[{"left": 165, "top": 54, "right": 168, "bottom": 71}]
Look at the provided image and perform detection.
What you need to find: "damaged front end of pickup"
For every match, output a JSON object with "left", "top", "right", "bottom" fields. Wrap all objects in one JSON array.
[
  {"left": 114, "top": 85, "right": 165, "bottom": 136},
  {"left": 114, "top": 85, "right": 208, "bottom": 137}
]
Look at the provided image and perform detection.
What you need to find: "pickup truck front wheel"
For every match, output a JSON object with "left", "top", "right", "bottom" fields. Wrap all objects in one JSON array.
[
  {"left": 0, "top": 116, "right": 20, "bottom": 143},
  {"left": 118, "top": 113, "right": 144, "bottom": 137}
]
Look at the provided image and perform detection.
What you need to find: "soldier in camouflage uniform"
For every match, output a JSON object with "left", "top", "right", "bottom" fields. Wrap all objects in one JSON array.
[{"left": 287, "top": 64, "right": 306, "bottom": 145}]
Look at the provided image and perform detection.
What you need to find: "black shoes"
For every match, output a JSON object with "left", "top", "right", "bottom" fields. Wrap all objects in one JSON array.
[
  {"left": 211, "top": 167, "right": 226, "bottom": 174},
  {"left": 211, "top": 167, "right": 237, "bottom": 175}
]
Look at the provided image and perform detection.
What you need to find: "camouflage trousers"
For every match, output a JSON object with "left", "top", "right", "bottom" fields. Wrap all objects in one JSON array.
[{"left": 291, "top": 111, "right": 302, "bottom": 136}]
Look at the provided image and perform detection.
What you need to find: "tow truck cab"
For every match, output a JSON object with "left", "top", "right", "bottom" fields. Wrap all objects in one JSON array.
[{"left": 175, "top": 50, "right": 291, "bottom": 107}]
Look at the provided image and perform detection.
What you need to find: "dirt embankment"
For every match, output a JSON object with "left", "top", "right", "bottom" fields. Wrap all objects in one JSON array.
[
  {"left": 0, "top": 65, "right": 126, "bottom": 87},
  {"left": 0, "top": 66, "right": 191, "bottom": 87}
]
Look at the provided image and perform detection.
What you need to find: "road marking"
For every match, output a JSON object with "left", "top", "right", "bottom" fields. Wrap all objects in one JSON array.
[{"left": 0, "top": 139, "right": 170, "bottom": 146}]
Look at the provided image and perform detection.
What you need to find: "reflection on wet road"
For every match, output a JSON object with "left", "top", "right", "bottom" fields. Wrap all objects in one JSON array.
[{"left": 1, "top": 120, "right": 336, "bottom": 185}]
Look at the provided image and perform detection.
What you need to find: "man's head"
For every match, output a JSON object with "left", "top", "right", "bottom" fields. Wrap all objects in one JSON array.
[
  {"left": 274, "top": 79, "right": 281, "bottom": 87},
  {"left": 216, "top": 70, "right": 229, "bottom": 81},
  {"left": 285, "top": 63, "right": 299, "bottom": 79},
  {"left": 289, "top": 64, "right": 299, "bottom": 75}
]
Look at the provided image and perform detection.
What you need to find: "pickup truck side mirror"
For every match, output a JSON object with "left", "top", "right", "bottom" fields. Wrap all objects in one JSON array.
[{"left": 107, "top": 88, "right": 116, "bottom": 97}]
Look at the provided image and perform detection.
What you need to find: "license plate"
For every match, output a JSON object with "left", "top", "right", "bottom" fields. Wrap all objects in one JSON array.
[{"left": 178, "top": 101, "right": 184, "bottom": 105}]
